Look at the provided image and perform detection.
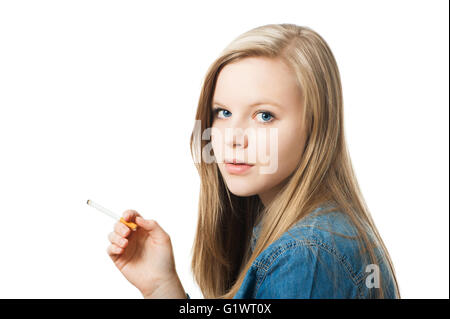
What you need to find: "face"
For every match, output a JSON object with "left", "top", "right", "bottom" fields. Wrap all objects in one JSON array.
[{"left": 210, "top": 56, "right": 308, "bottom": 207}]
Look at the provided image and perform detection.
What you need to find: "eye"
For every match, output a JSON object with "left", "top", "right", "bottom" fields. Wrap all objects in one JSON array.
[
  {"left": 255, "top": 111, "right": 275, "bottom": 124},
  {"left": 213, "top": 108, "right": 231, "bottom": 119}
]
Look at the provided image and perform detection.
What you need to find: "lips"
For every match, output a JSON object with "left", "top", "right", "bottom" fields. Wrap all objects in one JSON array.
[
  {"left": 224, "top": 159, "right": 255, "bottom": 166},
  {"left": 224, "top": 162, "right": 254, "bottom": 174}
]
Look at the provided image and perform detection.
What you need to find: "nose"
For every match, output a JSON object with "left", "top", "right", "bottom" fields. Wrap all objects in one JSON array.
[{"left": 224, "top": 126, "right": 249, "bottom": 149}]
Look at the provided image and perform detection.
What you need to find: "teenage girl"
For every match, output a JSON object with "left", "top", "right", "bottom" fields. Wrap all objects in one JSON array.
[{"left": 106, "top": 23, "right": 400, "bottom": 299}]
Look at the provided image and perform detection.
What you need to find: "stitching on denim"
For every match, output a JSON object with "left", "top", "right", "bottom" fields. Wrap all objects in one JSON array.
[
  {"left": 353, "top": 269, "right": 365, "bottom": 284},
  {"left": 251, "top": 211, "right": 371, "bottom": 290},
  {"left": 273, "top": 237, "right": 357, "bottom": 282},
  {"left": 252, "top": 260, "right": 266, "bottom": 270},
  {"left": 254, "top": 238, "right": 361, "bottom": 292},
  {"left": 357, "top": 280, "right": 365, "bottom": 298},
  {"left": 292, "top": 228, "right": 366, "bottom": 285},
  {"left": 252, "top": 235, "right": 365, "bottom": 286},
  {"left": 254, "top": 241, "right": 317, "bottom": 292}
]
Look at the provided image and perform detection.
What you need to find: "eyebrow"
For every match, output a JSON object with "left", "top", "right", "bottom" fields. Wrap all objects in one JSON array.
[{"left": 212, "top": 100, "right": 282, "bottom": 109}]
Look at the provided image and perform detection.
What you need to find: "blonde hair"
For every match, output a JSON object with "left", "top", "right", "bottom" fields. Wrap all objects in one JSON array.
[{"left": 189, "top": 23, "right": 400, "bottom": 298}]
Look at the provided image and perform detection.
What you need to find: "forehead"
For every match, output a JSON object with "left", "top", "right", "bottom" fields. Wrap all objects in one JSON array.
[{"left": 213, "top": 56, "right": 302, "bottom": 108}]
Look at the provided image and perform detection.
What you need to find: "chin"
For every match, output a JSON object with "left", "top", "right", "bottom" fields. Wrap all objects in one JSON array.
[
  {"left": 225, "top": 181, "right": 259, "bottom": 197},
  {"left": 229, "top": 189, "right": 257, "bottom": 197}
]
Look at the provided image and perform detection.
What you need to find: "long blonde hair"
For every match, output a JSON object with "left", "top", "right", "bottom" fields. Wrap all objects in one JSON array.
[{"left": 189, "top": 23, "right": 400, "bottom": 299}]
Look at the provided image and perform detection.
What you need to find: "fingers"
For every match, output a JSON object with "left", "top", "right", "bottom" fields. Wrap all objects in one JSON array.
[
  {"left": 107, "top": 243, "right": 124, "bottom": 256},
  {"left": 122, "top": 209, "right": 141, "bottom": 222},
  {"left": 106, "top": 230, "right": 129, "bottom": 257},
  {"left": 108, "top": 231, "right": 128, "bottom": 249},
  {"left": 106, "top": 209, "right": 140, "bottom": 258},
  {"left": 114, "top": 220, "right": 131, "bottom": 237}
]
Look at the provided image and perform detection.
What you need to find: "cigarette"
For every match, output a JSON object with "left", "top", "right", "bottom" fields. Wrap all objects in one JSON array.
[{"left": 86, "top": 199, "right": 138, "bottom": 231}]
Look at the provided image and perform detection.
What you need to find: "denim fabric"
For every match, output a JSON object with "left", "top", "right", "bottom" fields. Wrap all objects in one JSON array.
[{"left": 233, "top": 205, "right": 398, "bottom": 299}]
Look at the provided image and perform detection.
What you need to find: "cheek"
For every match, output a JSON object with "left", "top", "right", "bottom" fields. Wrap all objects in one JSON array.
[
  {"left": 277, "top": 125, "right": 305, "bottom": 170},
  {"left": 255, "top": 124, "right": 304, "bottom": 175}
]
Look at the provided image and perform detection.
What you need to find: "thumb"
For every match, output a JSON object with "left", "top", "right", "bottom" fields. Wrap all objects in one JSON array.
[{"left": 135, "top": 217, "right": 169, "bottom": 240}]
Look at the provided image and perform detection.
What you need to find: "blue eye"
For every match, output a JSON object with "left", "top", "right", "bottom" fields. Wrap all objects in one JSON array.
[
  {"left": 256, "top": 112, "right": 274, "bottom": 123},
  {"left": 215, "top": 108, "right": 232, "bottom": 119}
]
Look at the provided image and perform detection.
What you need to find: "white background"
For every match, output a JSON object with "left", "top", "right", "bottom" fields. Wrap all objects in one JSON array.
[{"left": 0, "top": 0, "right": 448, "bottom": 299}]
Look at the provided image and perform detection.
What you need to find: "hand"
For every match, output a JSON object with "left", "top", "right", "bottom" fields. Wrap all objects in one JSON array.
[{"left": 106, "top": 210, "right": 186, "bottom": 298}]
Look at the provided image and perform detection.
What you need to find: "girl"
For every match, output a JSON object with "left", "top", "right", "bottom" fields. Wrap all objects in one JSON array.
[{"left": 107, "top": 23, "right": 400, "bottom": 299}]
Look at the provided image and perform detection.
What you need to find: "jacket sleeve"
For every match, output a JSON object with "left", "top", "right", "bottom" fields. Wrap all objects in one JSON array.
[{"left": 254, "top": 242, "right": 355, "bottom": 298}]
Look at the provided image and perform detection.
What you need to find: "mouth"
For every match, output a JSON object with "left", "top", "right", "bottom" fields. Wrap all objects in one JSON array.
[
  {"left": 224, "top": 160, "right": 254, "bottom": 175},
  {"left": 224, "top": 159, "right": 255, "bottom": 166}
]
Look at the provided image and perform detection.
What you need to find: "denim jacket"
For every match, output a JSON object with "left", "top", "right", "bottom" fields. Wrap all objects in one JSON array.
[{"left": 231, "top": 205, "right": 398, "bottom": 299}]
